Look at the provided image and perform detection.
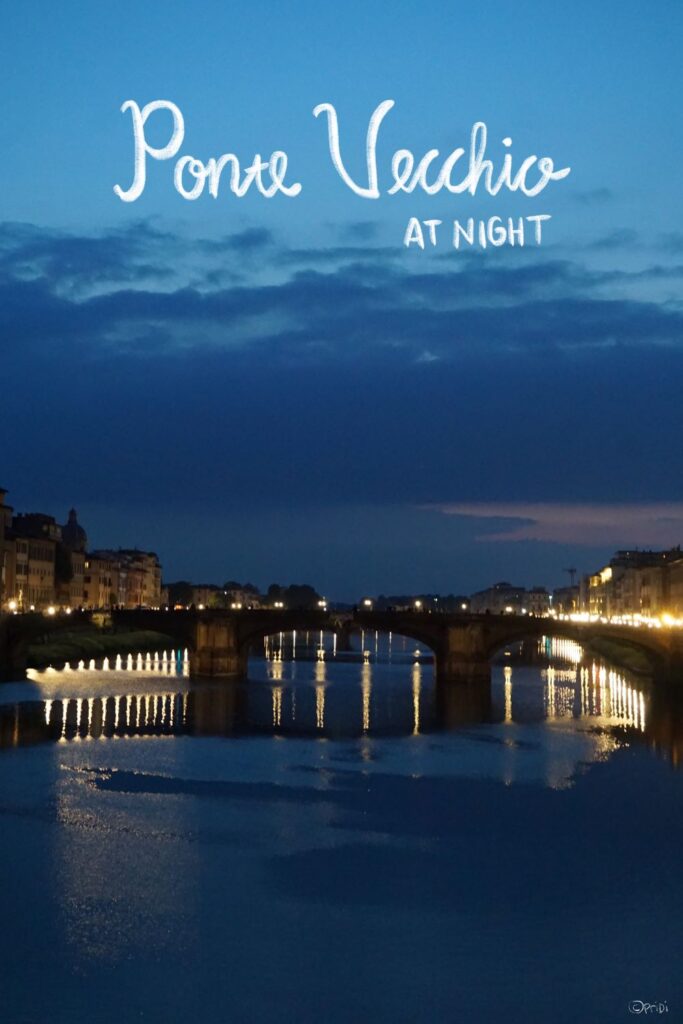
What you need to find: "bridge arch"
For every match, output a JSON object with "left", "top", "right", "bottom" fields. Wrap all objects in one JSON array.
[
  {"left": 239, "top": 621, "right": 438, "bottom": 681},
  {"left": 478, "top": 618, "right": 670, "bottom": 677},
  {"left": 334, "top": 622, "right": 437, "bottom": 659}
]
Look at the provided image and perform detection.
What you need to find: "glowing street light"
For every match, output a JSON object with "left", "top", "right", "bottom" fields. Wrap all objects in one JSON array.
[
  {"left": 318, "top": 599, "right": 327, "bottom": 609},
  {"left": 8, "top": 600, "right": 18, "bottom": 613},
  {"left": 414, "top": 600, "right": 423, "bottom": 610},
  {"left": 46, "top": 606, "right": 56, "bottom": 616},
  {"left": 363, "top": 598, "right": 373, "bottom": 608}
]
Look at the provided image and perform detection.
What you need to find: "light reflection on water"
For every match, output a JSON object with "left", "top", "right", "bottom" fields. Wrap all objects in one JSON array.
[
  {"left": 0, "top": 633, "right": 680, "bottom": 771},
  {"left": 1, "top": 633, "right": 682, "bottom": 1024}
]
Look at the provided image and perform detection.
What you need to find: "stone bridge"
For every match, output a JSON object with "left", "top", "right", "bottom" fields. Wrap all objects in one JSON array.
[
  {"left": 110, "top": 607, "right": 683, "bottom": 686},
  {"left": 3, "top": 606, "right": 683, "bottom": 685}
]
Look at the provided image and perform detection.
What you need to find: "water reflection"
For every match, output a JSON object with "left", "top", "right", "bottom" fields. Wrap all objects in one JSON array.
[
  {"left": 412, "top": 661, "right": 421, "bottom": 735},
  {"left": 362, "top": 660, "right": 372, "bottom": 733},
  {"left": 0, "top": 637, "right": 680, "bottom": 767},
  {"left": 263, "top": 629, "right": 431, "bottom": 664}
]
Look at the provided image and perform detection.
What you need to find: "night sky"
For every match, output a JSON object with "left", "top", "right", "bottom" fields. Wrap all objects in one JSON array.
[{"left": 2, "top": 1, "right": 683, "bottom": 598}]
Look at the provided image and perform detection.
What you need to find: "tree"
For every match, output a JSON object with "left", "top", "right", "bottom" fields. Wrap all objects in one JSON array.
[{"left": 166, "top": 581, "right": 193, "bottom": 607}]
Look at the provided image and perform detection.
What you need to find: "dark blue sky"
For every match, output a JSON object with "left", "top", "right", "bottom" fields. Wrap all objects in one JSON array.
[{"left": 2, "top": 1, "right": 682, "bottom": 598}]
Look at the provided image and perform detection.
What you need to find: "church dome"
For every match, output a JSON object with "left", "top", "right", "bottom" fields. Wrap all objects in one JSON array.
[{"left": 62, "top": 508, "right": 88, "bottom": 552}]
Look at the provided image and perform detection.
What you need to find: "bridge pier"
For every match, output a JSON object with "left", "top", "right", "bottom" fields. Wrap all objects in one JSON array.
[
  {"left": 0, "top": 615, "right": 28, "bottom": 682},
  {"left": 434, "top": 622, "right": 492, "bottom": 686},
  {"left": 190, "top": 619, "right": 248, "bottom": 679},
  {"left": 335, "top": 620, "right": 354, "bottom": 653}
]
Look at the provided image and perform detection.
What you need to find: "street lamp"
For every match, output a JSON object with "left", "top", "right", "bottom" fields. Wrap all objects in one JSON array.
[
  {"left": 318, "top": 599, "right": 327, "bottom": 609},
  {"left": 363, "top": 598, "right": 373, "bottom": 608},
  {"left": 8, "top": 600, "right": 17, "bottom": 613},
  {"left": 414, "top": 600, "right": 423, "bottom": 611}
]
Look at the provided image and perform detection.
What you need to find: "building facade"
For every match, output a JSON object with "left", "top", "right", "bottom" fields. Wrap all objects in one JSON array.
[
  {"left": 83, "top": 553, "right": 120, "bottom": 609},
  {"left": 469, "top": 582, "right": 527, "bottom": 614},
  {"left": 0, "top": 491, "right": 163, "bottom": 611},
  {"left": 83, "top": 549, "right": 162, "bottom": 608},
  {"left": 552, "top": 585, "right": 579, "bottom": 614},
  {"left": 584, "top": 548, "right": 683, "bottom": 619},
  {"left": 10, "top": 513, "right": 62, "bottom": 609}
]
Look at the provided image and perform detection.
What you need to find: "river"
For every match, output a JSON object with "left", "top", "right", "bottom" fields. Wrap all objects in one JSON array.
[{"left": 0, "top": 632, "right": 681, "bottom": 1024}]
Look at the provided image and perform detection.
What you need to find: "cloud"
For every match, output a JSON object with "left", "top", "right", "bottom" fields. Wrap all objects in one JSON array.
[
  {"left": 0, "top": 220, "right": 174, "bottom": 292},
  {"left": 200, "top": 227, "right": 274, "bottom": 253},
  {"left": 0, "top": 219, "right": 682, "bottom": 367},
  {"left": 426, "top": 502, "right": 683, "bottom": 547},
  {"left": 280, "top": 244, "right": 398, "bottom": 265},
  {"left": 588, "top": 228, "right": 638, "bottom": 250}
]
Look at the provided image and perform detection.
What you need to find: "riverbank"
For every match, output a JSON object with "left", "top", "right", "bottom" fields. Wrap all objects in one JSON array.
[
  {"left": 584, "top": 637, "right": 655, "bottom": 677},
  {"left": 27, "top": 629, "right": 177, "bottom": 669}
]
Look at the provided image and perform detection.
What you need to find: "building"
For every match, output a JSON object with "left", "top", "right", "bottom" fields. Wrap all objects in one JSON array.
[
  {"left": 10, "top": 512, "right": 62, "bottom": 610},
  {"left": 469, "top": 582, "right": 550, "bottom": 615},
  {"left": 189, "top": 584, "right": 224, "bottom": 608},
  {"left": 469, "top": 582, "right": 527, "bottom": 614},
  {"left": 87, "top": 548, "right": 162, "bottom": 608},
  {"left": 552, "top": 585, "right": 579, "bottom": 614},
  {"left": 83, "top": 552, "right": 120, "bottom": 609},
  {"left": 58, "top": 509, "right": 88, "bottom": 609},
  {"left": 584, "top": 548, "right": 683, "bottom": 618},
  {"left": 0, "top": 491, "right": 163, "bottom": 611},
  {"left": 667, "top": 559, "right": 683, "bottom": 616},
  {"left": 223, "top": 584, "right": 262, "bottom": 609},
  {"left": 118, "top": 549, "right": 162, "bottom": 607},
  {"left": 526, "top": 587, "right": 551, "bottom": 616}
]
